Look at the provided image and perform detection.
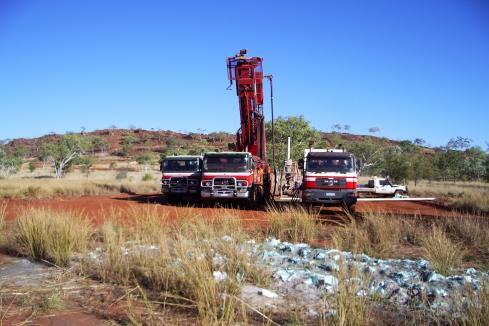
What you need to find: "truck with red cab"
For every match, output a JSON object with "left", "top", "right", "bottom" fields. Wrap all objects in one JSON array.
[
  {"left": 200, "top": 152, "right": 268, "bottom": 202},
  {"left": 160, "top": 155, "right": 202, "bottom": 197},
  {"left": 300, "top": 149, "right": 357, "bottom": 209}
]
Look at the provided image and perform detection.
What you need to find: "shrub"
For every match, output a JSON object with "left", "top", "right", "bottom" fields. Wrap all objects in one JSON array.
[
  {"left": 116, "top": 171, "right": 128, "bottom": 180},
  {"left": 422, "top": 224, "right": 461, "bottom": 275},
  {"left": 142, "top": 173, "right": 154, "bottom": 182},
  {"left": 266, "top": 205, "right": 317, "bottom": 243},
  {"left": 331, "top": 212, "right": 403, "bottom": 258},
  {"left": 28, "top": 161, "right": 36, "bottom": 173},
  {"left": 11, "top": 209, "right": 92, "bottom": 266}
]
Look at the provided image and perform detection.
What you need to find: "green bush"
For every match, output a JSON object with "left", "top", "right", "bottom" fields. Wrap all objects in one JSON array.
[
  {"left": 142, "top": 173, "right": 154, "bottom": 181},
  {"left": 116, "top": 171, "right": 128, "bottom": 180}
]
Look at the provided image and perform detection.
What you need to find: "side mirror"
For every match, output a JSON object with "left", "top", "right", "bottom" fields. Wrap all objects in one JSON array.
[{"left": 298, "top": 159, "right": 304, "bottom": 170}]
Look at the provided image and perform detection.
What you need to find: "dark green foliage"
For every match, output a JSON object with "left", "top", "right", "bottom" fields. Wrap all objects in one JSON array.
[
  {"left": 41, "top": 134, "right": 91, "bottom": 178},
  {"left": 265, "top": 115, "right": 322, "bottom": 170},
  {"left": 28, "top": 161, "right": 36, "bottom": 173},
  {"left": 0, "top": 145, "right": 22, "bottom": 177}
]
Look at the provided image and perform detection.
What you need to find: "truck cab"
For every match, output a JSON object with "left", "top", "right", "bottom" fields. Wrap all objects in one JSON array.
[
  {"left": 160, "top": 156, "right": 202, "bottom": 196},
  {"left": 300, "top": 149, "right": 357, "bottom": 208},
  {"left": 201, "top": 152, "right": 265, "bottom": 201}
]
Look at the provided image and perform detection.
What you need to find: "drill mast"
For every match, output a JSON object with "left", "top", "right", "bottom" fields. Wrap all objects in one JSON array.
[{"left": 226, "top": 49, "right": 267, "bottom": 161}]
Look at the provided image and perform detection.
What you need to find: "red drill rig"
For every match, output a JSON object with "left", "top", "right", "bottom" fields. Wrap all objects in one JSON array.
[{"left": 200, "top": 50, "right": 271, "bottom": 203}]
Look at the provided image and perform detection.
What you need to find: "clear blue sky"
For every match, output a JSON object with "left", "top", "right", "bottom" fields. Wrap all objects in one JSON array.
[{"left": 1, "top": 0, "right": 488, "bottom": 148}]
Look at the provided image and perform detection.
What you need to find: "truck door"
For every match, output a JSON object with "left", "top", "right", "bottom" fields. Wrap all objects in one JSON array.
[{"left": 378, "top": 179, "right": 390, "bottom": 194}]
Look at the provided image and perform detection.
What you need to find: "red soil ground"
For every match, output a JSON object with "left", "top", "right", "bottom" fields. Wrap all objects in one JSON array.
[{"left": 1, "top": 194, "right": 457, "bottom": 225}]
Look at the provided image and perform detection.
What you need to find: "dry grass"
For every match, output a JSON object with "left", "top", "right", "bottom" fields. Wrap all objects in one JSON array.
[
  {"left": 0, "top": 203, "right": 6, "bottom": 246},
  {"left": 443, "top": 216, "right": 489, "bottom": 256},
  {"left": 330, "top": 211, "right": 488, "bottom": 272},
  {"left": 331, "top": 259, "right": 371, "bottom": 326},
  {"left": 410, "top": 180, "right": 489, "bottom": 214},
  {"left": 422, "top": 224, "right": 461, "bottom": 275},
  {"left": 84, "top": 208, "right": 269, "bottom": 325},
  {"left": 331, "top": 212, "right": 403, "bottom": 258},
  {"left": 455, "top": 282, "right": 489, "bottom": 326},
  {"left": 0, "top": 170, "right": 161, "bottom": 199},
  {"left": 9, "top": 209, "right": 92, "bottom": 266},
  {"left": 266, "top": 205, "right": 318, "bottom": 243}
]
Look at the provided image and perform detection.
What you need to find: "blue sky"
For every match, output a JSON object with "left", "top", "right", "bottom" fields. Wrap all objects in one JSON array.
[{"left": 1, "top": 0, "right": 488, "bottom": 148}]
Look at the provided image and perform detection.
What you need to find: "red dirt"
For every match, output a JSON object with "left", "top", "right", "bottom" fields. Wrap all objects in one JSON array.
[
  {"left": 356, "top": 201, "right": 459, "bottom": 218},
  {"left": 1, "top": 194, "right": 458, "bottom": 226},
  {"left": 0, "top": 194, "right": 270, "bottom": 226}
]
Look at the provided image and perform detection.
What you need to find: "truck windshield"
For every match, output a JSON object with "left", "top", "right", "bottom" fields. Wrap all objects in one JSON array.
[
  {"left": 203, "top": 155, "right": 250, "bottom": 172},
  {"left": 162, "top": 159, "right": 199, "bottom": 173},
  {"left": 306, "top": 157, "right": 355, "bottom": 173}
]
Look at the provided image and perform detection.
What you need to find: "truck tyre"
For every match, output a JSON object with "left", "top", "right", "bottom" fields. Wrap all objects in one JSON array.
[{"left": 394, "top": 190, "right": 405, "bottom": 197}]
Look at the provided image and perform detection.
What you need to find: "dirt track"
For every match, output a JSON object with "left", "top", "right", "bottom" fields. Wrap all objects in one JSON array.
[{"left": 1, "top": 193, "right": 458, "bottom": 225}]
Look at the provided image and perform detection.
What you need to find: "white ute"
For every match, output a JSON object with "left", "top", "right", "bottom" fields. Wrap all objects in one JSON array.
[{"left": 356, "top": 177, "right": 408, "bottom": 197}]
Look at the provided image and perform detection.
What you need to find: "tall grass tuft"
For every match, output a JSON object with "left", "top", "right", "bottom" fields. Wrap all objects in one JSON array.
[
  {"left": 331, "top": 212, "right": 402, "bottom": 258},
  {"left": 266, "top": 205, "right": 317, "bottom": 243},
  {"left": 422, "top": 224, "right": 460, "bottom": 275},
  {"left": 459, "top": 282, "right": 489, "bottom": 326},
  {"left": 11, "top": 209, "right": 92, "bottom": 266},
  {"left": 443, "top": 217, "right": 489, "bottom": 255},
  {"left": 0, "top": 203, "right": 6, "bottom": 245},
  {"left": 0, "top": 203, "right": 5, "bottom": 230},
  {"left": 322, "top": 257, "right": 372, "bottom": 326}
]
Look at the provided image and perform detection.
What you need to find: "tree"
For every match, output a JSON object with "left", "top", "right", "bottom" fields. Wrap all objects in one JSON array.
[
  {"left": 265, "top": 115, "right": 321, "bottom": 170},
  {"left": 447, "top": 136, "right": 472, "bottom": 150},
  {"left": 136, "top": 153, "right": 153, "bottom": 172},
  {"left": 411, "top": 153, "right": 436, "bottom": 185},
  {"left": 464, "top": 147, "right": 486, "bottom": 181},
  {"left": 485, "top": 155, "right": 489, "bottom": 182},
  {"left": 413, "top": 138, "right": 426, "bottom": 147},
  {"left": 28, "top": 161, "right": 36, "bottom": 173},
  {"left": 76, "top": 156, "right": 95, "bottom": 177},
  {"left": 368, "top": 127, "right": 380, "bottom": 134},
  {"left": 121, "top": 136, "right": 138, "bottom": 157},
  {"left": 41, "top": 134, "right": 90, "bottom": 178},
  {"left": 343, "top": 124, "right": 351, "bottom": 132},
  {"left": 208, "top": 131, "right": 228, "bottom": 143},
  {"left": 14, "top": 144, "right": 30, "bottom": 160},
  {"left": 381, "top": 146, "right": 412, "bottom": 183},
  {"left": 348, "top": 140, "right": 385, "bottom": 175},
  {"left": 90, "top": 136, "right": 110, "bottom": 154},
  {"left": 165, "top": 137, "right": 187, "bottom": 155},
  {"left": 436, "top": 149, "right": 465, "bottom": 183},
  {"left": 332, "top": 123, "right": 343, "bottom": 133},
  {"left": 0, "top": 145, "right": 21, "bottom": 177},
  {"left": 188, "top": 139, "right": 213, "bottom": 155}
]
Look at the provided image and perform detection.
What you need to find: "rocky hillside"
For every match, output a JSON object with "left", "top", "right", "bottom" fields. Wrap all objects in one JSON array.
[{"left": 4, "top": 128, "right": 428, "bottom": 159}]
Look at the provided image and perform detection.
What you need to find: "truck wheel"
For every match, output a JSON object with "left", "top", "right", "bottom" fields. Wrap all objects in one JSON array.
[{"left": 394, "top": 190, "right": 405, "bottom": 197}]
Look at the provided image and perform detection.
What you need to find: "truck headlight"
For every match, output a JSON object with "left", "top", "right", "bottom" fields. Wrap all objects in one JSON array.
[
  {"left": 236, "top": 180, "right": 248, "bottom": 187},
  {"left": 201, "top": 180, "right": 212, "bottom": 187}
]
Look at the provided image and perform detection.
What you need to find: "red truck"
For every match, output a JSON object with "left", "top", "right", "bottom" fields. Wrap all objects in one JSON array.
[
  {"left": 160, "top": 155, "right": 202, "bottom": 197},
  {"left": 200, "top": 152, "right": 268, "bottom": 202},
  {"left": 299, "top": 148, "right": 358, "bottom": 210},
  {"left": 200, "top": 50, "right": 271, "bottom": 204}
]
